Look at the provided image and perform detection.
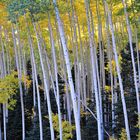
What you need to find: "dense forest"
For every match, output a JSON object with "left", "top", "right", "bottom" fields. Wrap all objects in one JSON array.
[{"left": 0, "top": 0, "right": 140, "bottom": 140}]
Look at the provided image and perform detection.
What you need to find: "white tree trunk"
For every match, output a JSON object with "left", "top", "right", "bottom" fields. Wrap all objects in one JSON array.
[
  {"left": 53, "top": 0, "right": 81, "bottom": 139},
  {"left": 24, "top": 15, "right": 44, "bottom": 140},
  {"left": 12, "top": 25, "right": 25, "bottom": 140},
  {"left": 0, "top": 28, "right": 7, "bottom": 140},
  {"left": 122, "top": 0, "right": 140, "bottom": 116},
  {"left": 0, "top": 105, "right": 2, "bottom": 140},
  {"left": 59, "top": 43, "right": 72, "bottom": 124},
  {"left": 28, "top": 29, "right": 43, "bottom": 140},
  {"left": 3, "top": 104, "right": 6, "bottom": 140},
  {"left": 32, "top": 21, "right": 55, "bottom": 140},
  {"left": 84, "top": 0, "right": 103, "bottom": 139},
  {"left": 103, "top": 2, "right": 115, "bottom": 135},
  {"left": 48, "top": 13, "right": 63, "bottom": 140},
  {"left": 104, "top": 1, "right": 131, "bottom": 139}
]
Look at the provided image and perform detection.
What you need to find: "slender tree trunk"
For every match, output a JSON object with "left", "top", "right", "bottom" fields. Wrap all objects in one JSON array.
[
  {"left": 12, "top": 25, "right": 25, "bottom": 140},
  {"left": 104, "top": 1, "right": 131, "bottom": 139},
  {"left": 90, "top": 8, "right": 104, "bottom": 137},
  {"left": 48, "top": 13, "right": 63, "bottom": 140},
  {"left": 77, "top": 16, "right": 87, "bottom": 110},
  {"left": 20, "top": 44, "right": 27, "bottom": 92},
  {"left": 135, "top": 28, "right": 140, "bottom": 85},
  {"left": 32, "top": 66, "right": 36, "bottom": 109},
  {"left": 3, "top": 104, "right": 6, "bottom": 140},
  {"left": 84, "top": 0, "right": 103, "bottom": 139},
  {"left": 95, "top": 2, "right": 106, "bottom": 132},
  {"left": 70, "top": 0, "right": 81, "bottom": 121},
  {"left": 32, "top": 21, "right": 56, "bottom": 140},
  {"left": 122, "top": 0, "right": 140, "bottom": 116},
  {"left": 27, "top": 25, "right": 43, "bottom": 140},
  {"left": 53, "top": 0, "right": 81, "bottom": 139},
  {"left": 4, "top": 30, "right": 9, "bottom": 124},
  {"left": 102, "top": 1, "right": 115, "bottom": 135},
  {"left": 59, "top": 40, "right": 72, "bottom": 124},
  {"left": 0, "top": 105, "right": 2, "bottom": 140},
  {"left": 0, "top": 27, "right": 7, "bottom": 140},
  {"left": 31, "top": 47, "right": 43, "bottom": 140},
  {"left": 43, "top": 48, "right": 57, "bottom": 99}
]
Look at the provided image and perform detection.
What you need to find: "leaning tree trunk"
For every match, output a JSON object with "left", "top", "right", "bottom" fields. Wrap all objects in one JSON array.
[
  {"left": 70, "top": 0, "right": 81, "bottom": 121},
  {"left": 48, "top": 13, "right": 63, "bottom": 140},
  {"left": 27, "top": 24, "right": 43, "bottom": 140},
  {"left": 30, "top": 42, "right": 43, "bottom": 140},
  {"left": 53, "top": 0, "right": 81, "bottom": 139},
  {"left": 104, "top": 1, "right": 131, "bottom": 139},
  {"left": 24, "top": 15, "right": 46, "bottom": 140},
  {"left": 76, "top": 15, "right": 87, "bottom": 111},
  {"left": 32, "top": 21, "right": 55, "bottom": 140},
  {"left": 58, "top": 38, "right": 72, "bottom": 124},
  {"left": 122, "top": 0, "right": 140, "bottom": 117},
  {"left": 90, "top": 8, "right": 104, "bottom": 137},
  {"left": 84, "top": 0, "right": 103, "bottom": 139},
  {"left": 96, "top": 0, "right": 107, "bottom": 129},
  {"left": 12, "top": 25, "right": 25, "bottom": 140}
]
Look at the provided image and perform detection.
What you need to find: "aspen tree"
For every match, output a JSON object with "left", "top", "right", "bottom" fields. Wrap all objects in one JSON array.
[
  {"left": 12, "top": 25, "right": 25, "bottom": 140},
  {"left": 23, "top": 15, "right": 44, "bottom": 140},
  {"left": 0, "top": 105, "right": 1, "bottom": 140},
  {"left": 70, "top": 0, "right": 81, "bottom": 121},
  {"left": 104, "top": 1, "right": 131, "bottom": 139},
  {"left": 102, "top": 0, "right": 115, "bottom": 135},
  {"left": 48, "top": 13, "right": 63, "bottom": 140},
  {"left": 53, "top": 0, "right": 81, "bottom": 139},
  {"left": 0, "top": 27, "right": 7, "bottom": 140},
  {"left": 122, "top": 0, "right": 140, "bottom": 116},
  {"left": 84, "top": 0, "right": 103, "bottom": 139}
]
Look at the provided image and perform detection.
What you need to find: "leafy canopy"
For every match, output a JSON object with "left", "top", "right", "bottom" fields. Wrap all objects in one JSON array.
[{"left": 7, "top": 0, "right": 51, "bottom": 22}]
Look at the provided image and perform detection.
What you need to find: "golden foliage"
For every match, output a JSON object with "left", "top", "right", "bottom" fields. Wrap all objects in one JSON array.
[
  {"left": 0, "top": 71, "right": 18, "bottom": 103},
  {"left": 45, "top": 114, "right": 75, "bottom": 140},
  {"left": 0, "top": 71, "right": 31, "bottom": 109}
]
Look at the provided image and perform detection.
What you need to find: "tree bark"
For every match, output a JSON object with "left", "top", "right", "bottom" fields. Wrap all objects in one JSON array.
[
  {"left": 12, "top": 25, "right": 25, "bottom": 140},
  {"left": 104, "top": 1, "right": 131, "bottom": 139},
  {"left": 53, "top": 0, "right": 81, "bottom": 139}
]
